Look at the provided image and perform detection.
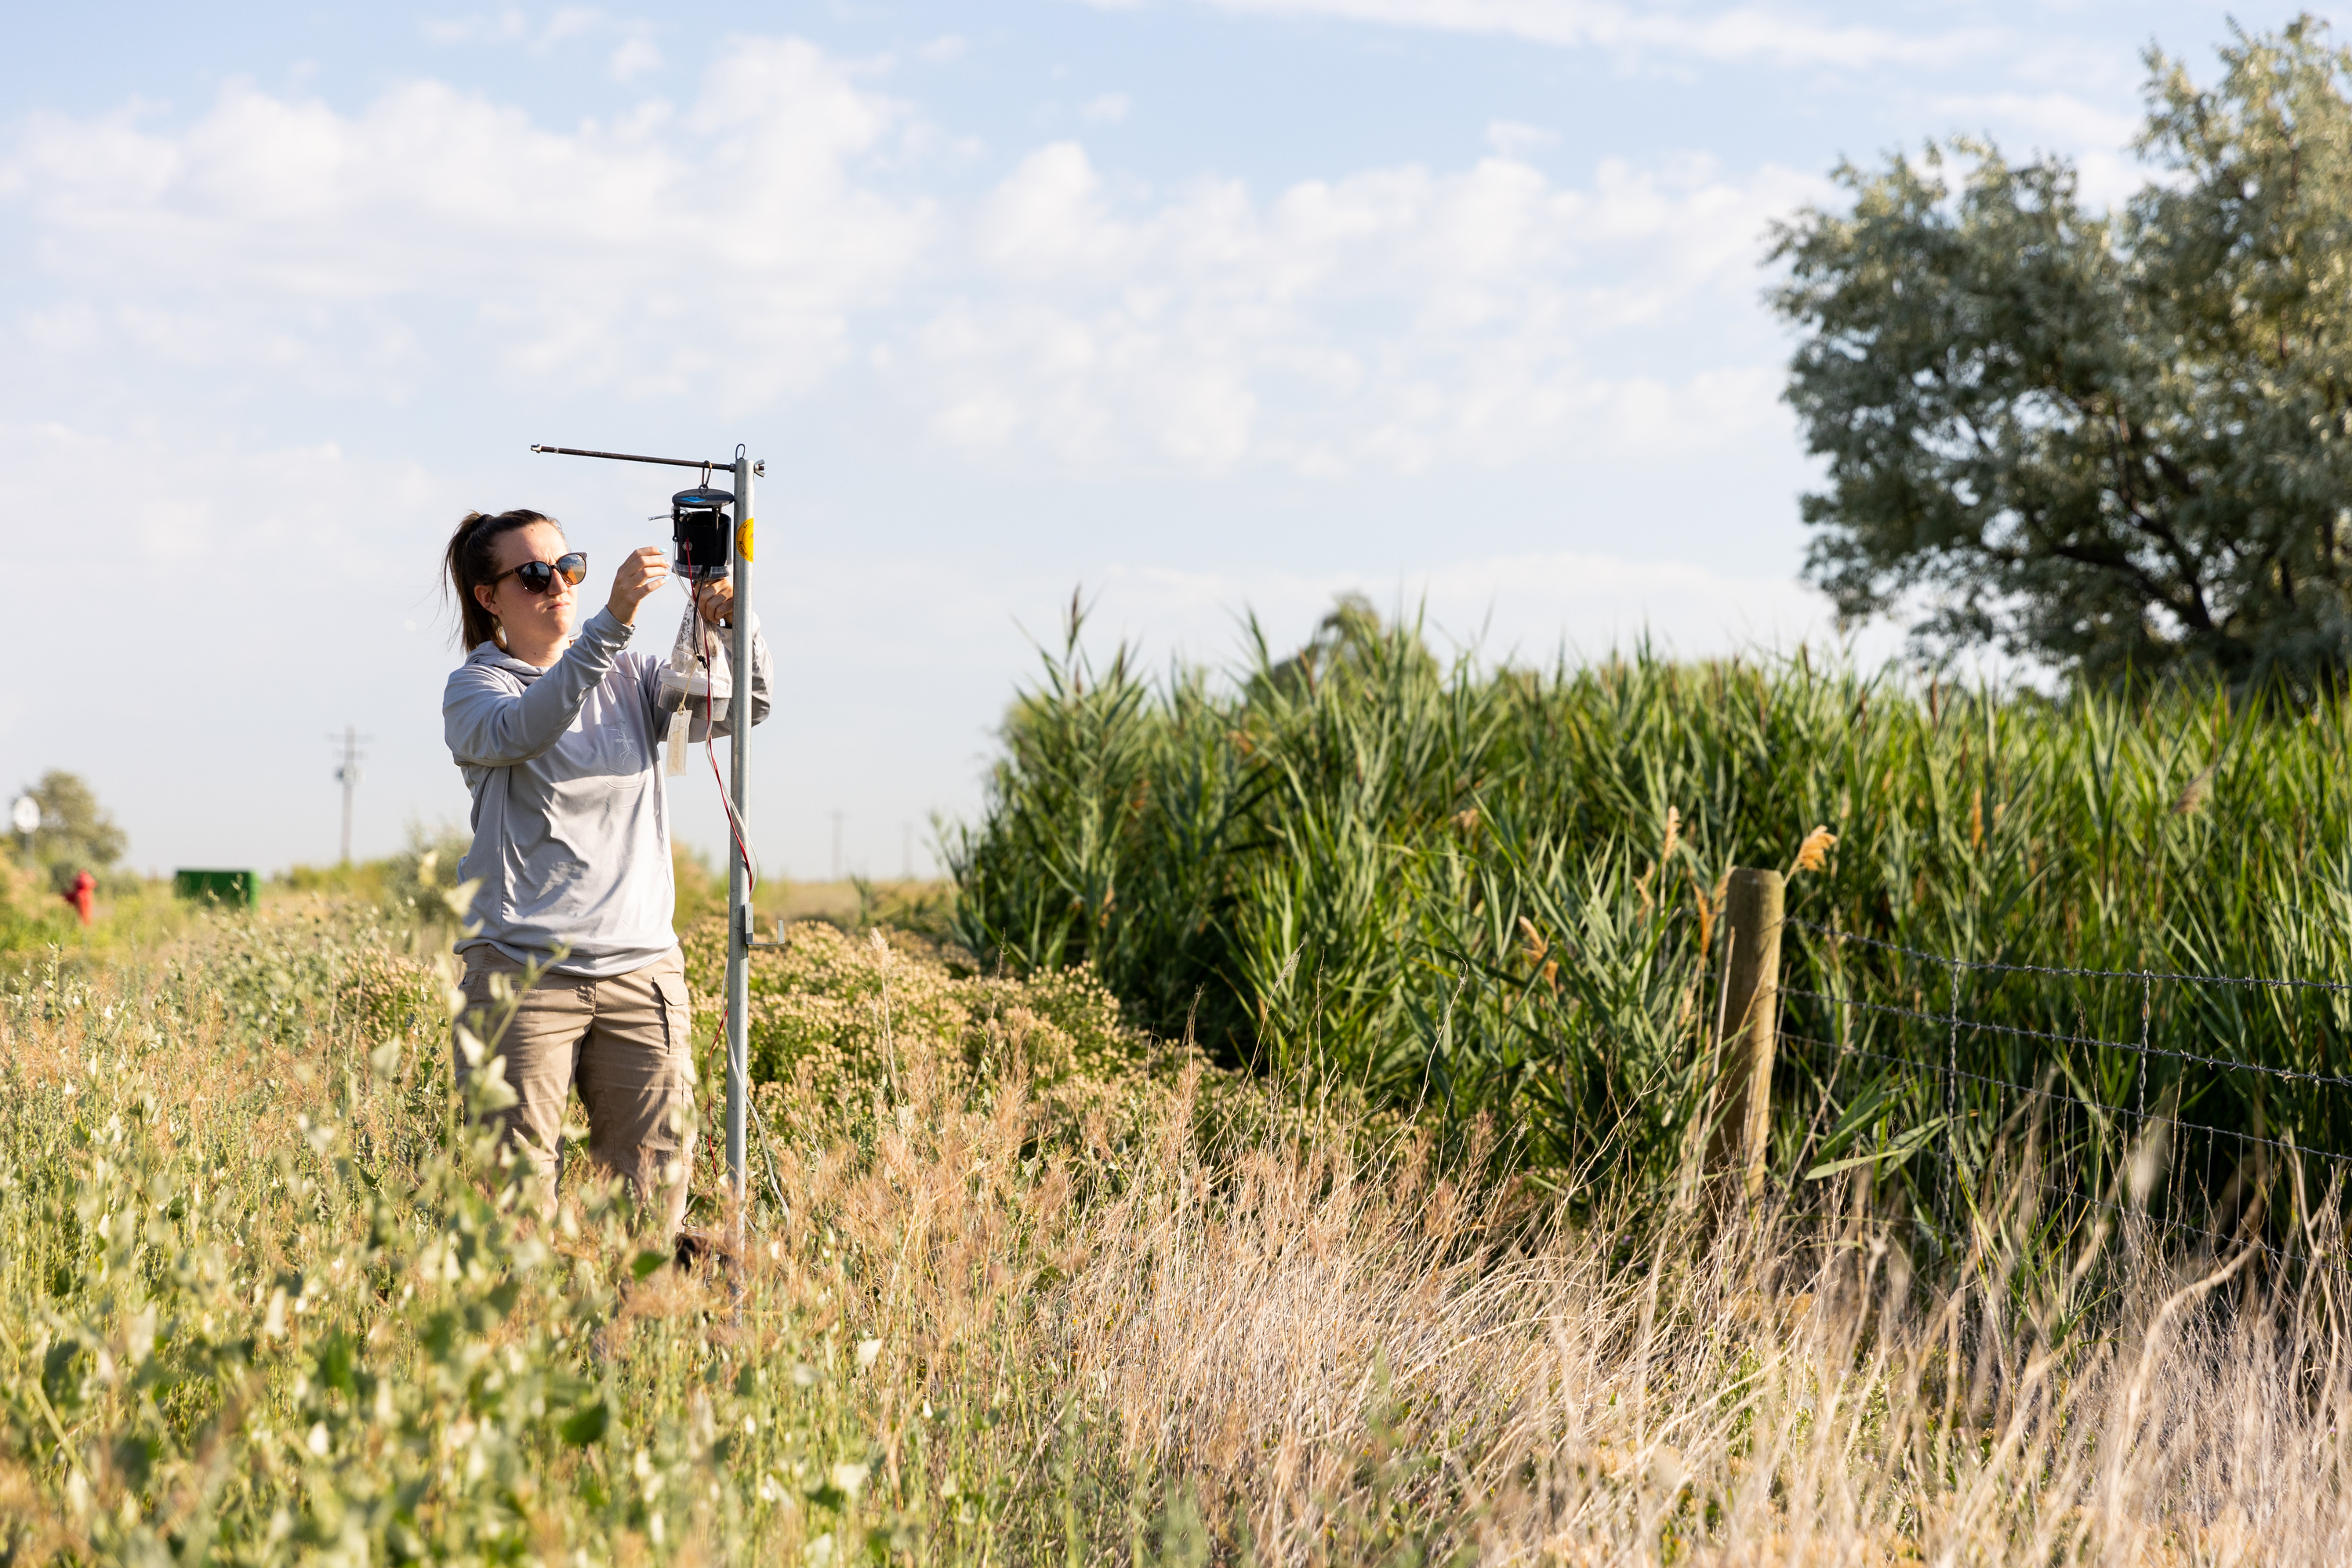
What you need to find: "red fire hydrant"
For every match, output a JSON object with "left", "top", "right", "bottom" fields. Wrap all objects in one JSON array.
[{"left": 61, "top": 869, "right": 94, "bottom": 926}]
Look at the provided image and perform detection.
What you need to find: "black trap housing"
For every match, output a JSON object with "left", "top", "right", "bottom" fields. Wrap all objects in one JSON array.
[{"left": 670, "top": 485, "right": 734, "bottom": 576}]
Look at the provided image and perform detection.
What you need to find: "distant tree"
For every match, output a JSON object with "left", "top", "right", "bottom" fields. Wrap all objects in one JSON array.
[
  {"left": 24, "top": 771, "right": 126, "bottom": 892},
  {"left": 1771, "top": 19, "right": 2352, "bottom": 688},
  {"left": 1255, "top": 593, "right": 1435, "bottom": 699}
]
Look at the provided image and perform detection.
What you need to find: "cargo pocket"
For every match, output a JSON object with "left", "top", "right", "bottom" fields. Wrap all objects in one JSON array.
[
  {"left": 655, "top": 967, "right": 702, "bottom": 1090},
  {"left": 649, "top": 970, "right": 687, "bottom": 1058}
]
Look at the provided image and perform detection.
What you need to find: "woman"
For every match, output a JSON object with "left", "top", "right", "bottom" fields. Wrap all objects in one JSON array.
[{"left": 441, "top": 506, "right": 770, "bottom": 1241}]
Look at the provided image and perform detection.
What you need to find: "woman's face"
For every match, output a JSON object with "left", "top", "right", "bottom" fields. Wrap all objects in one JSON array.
[{"left": 475, "top": 521, "right": 576, "bottom": 649}]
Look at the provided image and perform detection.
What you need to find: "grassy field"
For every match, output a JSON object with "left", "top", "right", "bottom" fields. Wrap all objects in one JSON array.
[
  {"left": 7, "top": 898, "right": 2352, "bottom": 1563},
  {"left": 9, "top": 622, "right": 2352, "bottom": 1560}
]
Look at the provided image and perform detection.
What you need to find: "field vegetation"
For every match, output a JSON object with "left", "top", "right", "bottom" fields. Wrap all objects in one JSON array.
[
  {"left": 950, "top": 608, "right": 2352, "bottom": 1260},
  {"left": 10, "top": 893, "right": 2352, "bottom": 1563},
  {"left": 10, "top": 615, "right": 2352, "bottom": 1560}
]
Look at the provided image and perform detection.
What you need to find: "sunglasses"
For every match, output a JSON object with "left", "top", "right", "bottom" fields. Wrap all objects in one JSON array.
[{"left": 489, "top": 552, "right": 588, "bottom": 595}]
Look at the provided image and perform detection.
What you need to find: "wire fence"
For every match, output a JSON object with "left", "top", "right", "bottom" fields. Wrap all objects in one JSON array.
[{"left": 1773, "top": 917, "right": 2352, "bottom": 1281}]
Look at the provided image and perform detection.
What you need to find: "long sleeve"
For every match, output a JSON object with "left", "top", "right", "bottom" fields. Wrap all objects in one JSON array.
[
  {"left": 701, "top": 614, "right": 773, "bottom": 741},
  {"left": 445, "top": 609, "right": 634, "bottom": 766},
  {"left": 645, "top": 613, "right": 773, "bottom": 744}
]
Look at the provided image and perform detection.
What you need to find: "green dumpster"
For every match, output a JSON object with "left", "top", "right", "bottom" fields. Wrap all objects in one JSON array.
[{"left": 175, "top": 869, "right": 258, "bottom": 908}]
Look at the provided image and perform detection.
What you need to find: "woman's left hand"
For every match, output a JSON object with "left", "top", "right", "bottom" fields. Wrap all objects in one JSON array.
[{"left": 696, "top": 579, "right": 735, "bottom": 625}]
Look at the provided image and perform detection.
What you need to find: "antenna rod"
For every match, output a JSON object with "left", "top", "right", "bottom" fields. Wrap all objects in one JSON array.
[{"left": 531, "top": 443, "right": 764, "bottom": 477}]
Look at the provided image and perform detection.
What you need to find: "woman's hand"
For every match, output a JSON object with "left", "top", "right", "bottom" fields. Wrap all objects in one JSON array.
[
  {"left": 696, "top": 578, "right": 735, "bottom": 626},
  {"left": 607, "top": 546, "right": 671, "bottom": 626}
]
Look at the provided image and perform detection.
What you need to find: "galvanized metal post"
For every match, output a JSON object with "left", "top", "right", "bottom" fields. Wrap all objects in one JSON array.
[{"left": 725, "top": 455, "right": 754, "bottom": 1227}]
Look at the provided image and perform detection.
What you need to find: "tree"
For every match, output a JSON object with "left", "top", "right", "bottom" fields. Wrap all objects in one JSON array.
[
  {"left": 1771, "top": 19, "right": 2352, "bottom": 688},
  {"left": 23, "top": 771, "right": 126, "bottom": 891},
  {"left": 1254, "top": 593, "right": 1436, "bottom": 700}
]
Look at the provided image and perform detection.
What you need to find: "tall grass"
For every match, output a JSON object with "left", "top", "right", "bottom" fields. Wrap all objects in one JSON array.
[
  {"left": 11, "top": 909, "right": 2352, "bottom": 1562},
  {"left": 949, "top": 612, "right": 2352, "bottom": 1250}
]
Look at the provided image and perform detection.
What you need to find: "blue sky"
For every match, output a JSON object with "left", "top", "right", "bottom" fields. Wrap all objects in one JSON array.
[{"left": 0, "top": 0, "right": 2285, "bottom": 877}]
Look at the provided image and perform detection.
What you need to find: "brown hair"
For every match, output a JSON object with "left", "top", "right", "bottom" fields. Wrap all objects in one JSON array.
[{"left": 444, "top": 509, "right": 561, "bottom": 650}]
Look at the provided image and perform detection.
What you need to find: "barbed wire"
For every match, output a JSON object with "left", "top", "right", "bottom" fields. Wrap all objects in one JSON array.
[
  {"left": 1780, "top": 981, "right": 2352, "bottom": 1091},
  {"left": 1781, "top": 1028, "right": 2352, "bottom": 1283},
  {"left": 1788, "top": 918, "right": 2352, "bottom": 996},
  {"left": 1817, "top": 1039, "right": 2352, "bottom": 1171},
  {"left": 1759, "top": 915, "right": 2352, "bottom": 1282}
]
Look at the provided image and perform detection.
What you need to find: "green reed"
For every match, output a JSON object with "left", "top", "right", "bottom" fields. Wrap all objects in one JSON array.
[{"left": 949, "top": 611, "right": 2352, "bottom": 1252}]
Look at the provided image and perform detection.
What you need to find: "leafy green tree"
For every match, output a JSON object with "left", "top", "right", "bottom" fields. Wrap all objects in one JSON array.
[
  {"left": 1771, "top": 19, "right": 2352, "bottom": 688},
  {"left": 22, "top": 770, "right": 126, "bottom": 891},
  {"left": 1253, "top": 593, "right": 1435, "bottom": 700}
]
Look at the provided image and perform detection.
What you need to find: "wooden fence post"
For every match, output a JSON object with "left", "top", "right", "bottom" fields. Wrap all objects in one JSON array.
[{"left": 1713, "top": 866, "right": 1785, "bottom": 1198}]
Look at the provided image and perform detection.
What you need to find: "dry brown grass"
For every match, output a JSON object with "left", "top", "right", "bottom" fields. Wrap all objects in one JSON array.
[{"left": 804, "top": 1046, "right": 2352, "bottom": 1562}]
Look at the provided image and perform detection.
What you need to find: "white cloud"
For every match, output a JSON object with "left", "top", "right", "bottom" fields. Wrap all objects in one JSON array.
[
  {"left": 422, "top": 11, "right": 529, "bottom": 45},
  {"left": 1929, "top": 89, "right": 2146, "bottom": 207},
  {"left": 0, "top": 42, "right": 932, "bottom": 406},
  {"left": 1486, "top": 119, "right": 1557, "bottom": 158},
  {"left": 1933, "top": 89, "right": 2136, "bottom": 151},
  {"left": 608, "top": 36, "right": 662, "bottom": 81},
  {"left": 1083, "top": 549, "right": 1894, "bottom": 671},
  {"left": 1094, "top": 0, "right": 1996, "bottom": 71},
  {"left": 425, "top": 6, "right": 657, "bottom": 61},
  {"left": 0, "top": 416, "right": 472, "bottom": 863},
  {"left": 1080, "top": 93, "right": 1133, "bottom": 123},
  {"left": 2, "top": 33, "right": 1814, "bottom": 480},
  {"left": 893, "top": 140, "right": 1817, "bottom": 474}
]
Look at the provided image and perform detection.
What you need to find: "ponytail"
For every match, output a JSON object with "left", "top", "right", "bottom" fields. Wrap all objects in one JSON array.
[{"left": 444, "top": 509, "right": 560, "bottom": 651}]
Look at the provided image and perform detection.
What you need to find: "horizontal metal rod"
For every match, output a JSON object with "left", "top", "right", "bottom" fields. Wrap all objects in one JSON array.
[{"left": 530, "top": 443, "right": 724, "bottom": 471}]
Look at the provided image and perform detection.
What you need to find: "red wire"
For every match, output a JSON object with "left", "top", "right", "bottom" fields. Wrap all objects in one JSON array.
[
  {"left": 690, "top": 568, "right": 760, "bottom": 1069},
  {"left": 700, "top": 595, "right": 757, "bottom": 895},
  {"left": 666, "top": 544, "right": 762, "bottom": 1062}
]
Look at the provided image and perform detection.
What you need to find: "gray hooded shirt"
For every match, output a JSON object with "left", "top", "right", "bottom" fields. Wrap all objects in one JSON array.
[{"left": 443, "top": 605, "right": 771, "bottom": 977}]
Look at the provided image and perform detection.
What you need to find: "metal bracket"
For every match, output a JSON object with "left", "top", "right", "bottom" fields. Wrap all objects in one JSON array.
[{"left": 738, "top": 906, "right": 789, "bottom": 951}]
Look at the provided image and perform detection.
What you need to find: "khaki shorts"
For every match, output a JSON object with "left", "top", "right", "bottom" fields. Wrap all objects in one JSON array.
[{"left": 456, "top": 946, "right": 697, "bottom": 1236}]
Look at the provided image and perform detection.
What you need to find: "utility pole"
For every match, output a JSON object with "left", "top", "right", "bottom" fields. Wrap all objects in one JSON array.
[
  {"left": 831, "top": 811, "right": 846, "bottom": 882},
  {"left": 328, "top": 727, "right": 372, "bottom": 864}
]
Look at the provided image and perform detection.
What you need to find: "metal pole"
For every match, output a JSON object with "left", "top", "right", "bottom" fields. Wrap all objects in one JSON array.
[{"left": 724, "top": 453, "right": 754, "bottom": 1232}]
